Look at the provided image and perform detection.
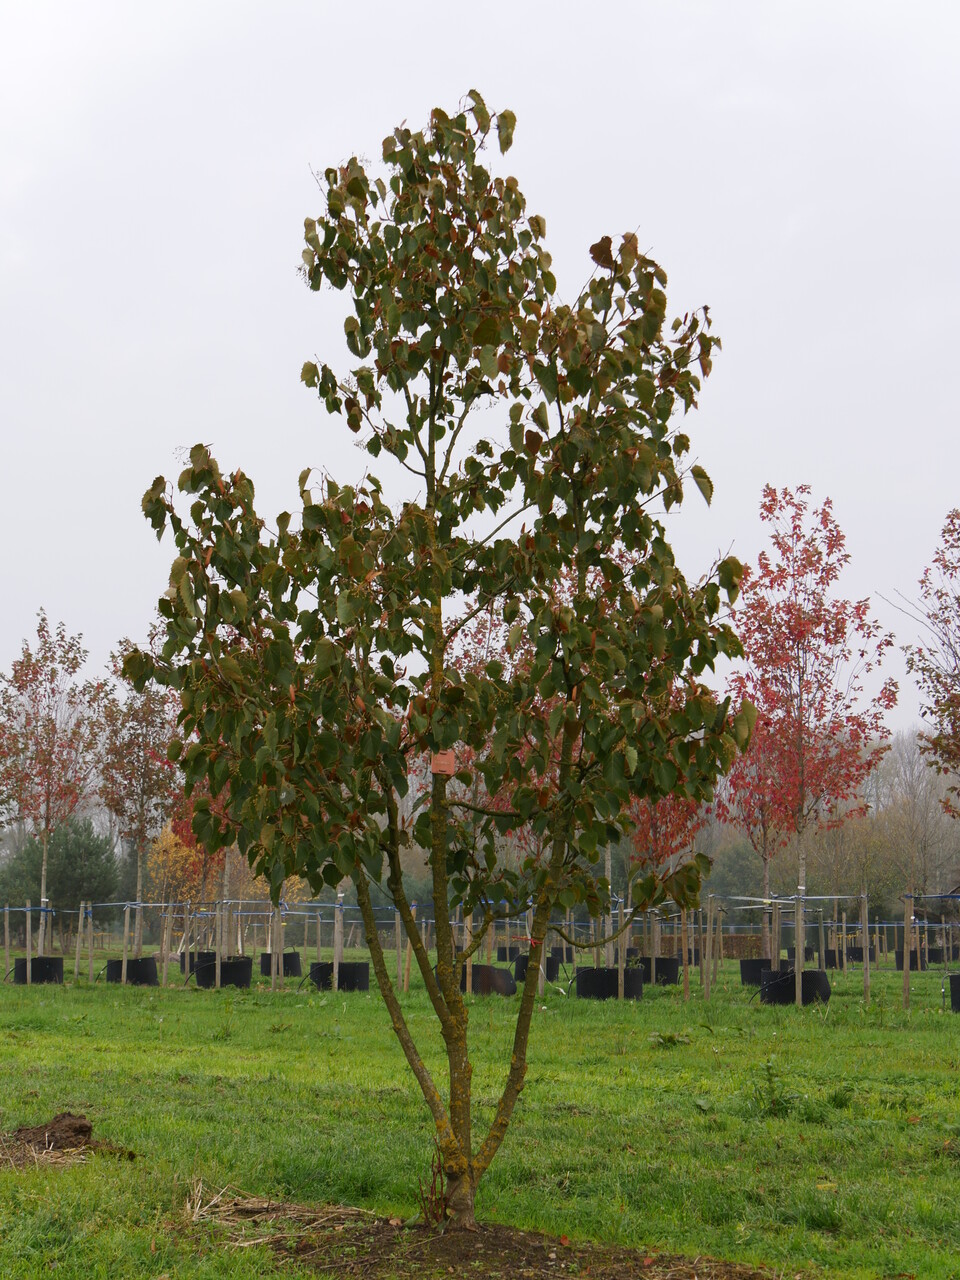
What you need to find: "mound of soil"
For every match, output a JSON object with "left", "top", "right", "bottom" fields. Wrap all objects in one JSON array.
[
  {"left": 2, "top": 1112, "right": 134, "bottom": 1168},
  {"left": 193, "top": 1190, "right": 782, "bottom": 1280},
  {"left": 12, "top": 1112, "right": 94, "bottom": 1150}
]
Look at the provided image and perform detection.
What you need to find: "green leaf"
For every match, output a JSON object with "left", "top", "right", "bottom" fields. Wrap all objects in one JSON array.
[
  {"left": 467, "top": 90, "right": 490, "bottom": 133},
  {"left": 337, "top": 593, "right": 357, "bottom": 627},
  {"left": 533, "top": 361, "right": 558, "bottom": 403},
  {"left": 691, "top": 465, "right": 713, "bottom": 506},
  {"left": 479, "top": 346, "right": 498, "bottom": 379},
  {"left": 496, "top": 108, "right": 516, "bottom": 153}
]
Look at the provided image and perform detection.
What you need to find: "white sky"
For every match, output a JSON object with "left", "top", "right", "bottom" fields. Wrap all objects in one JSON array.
[{"left": 1, "top": 2, "right": 957, "bottom": 730}]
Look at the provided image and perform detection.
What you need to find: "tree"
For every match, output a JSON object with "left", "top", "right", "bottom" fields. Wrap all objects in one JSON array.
[
  {"left": 906, "top": 509, "right": 960, "bottom": 814},
  {"left": 733, "top": 485, "right": 897, "bottom": 1000},
  {"left": 715, "top": 712, "right": 793, "bottom": 957},
  {"left": 0, "top": 818, "right": 118, "bottom": 942},
  {"left": 100, "top": 628, "right": 181, "bottom": 953},
  {"left": 127, "top": 95, "right": 747, "bottom": 1224},
  {"left": 0, "top": 611, "right": 105, "bottom": 954}
]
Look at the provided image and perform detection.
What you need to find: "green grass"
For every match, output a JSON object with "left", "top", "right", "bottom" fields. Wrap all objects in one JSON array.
[{"left": 1, "top": 956, "right": 959, "bottom": 1278}]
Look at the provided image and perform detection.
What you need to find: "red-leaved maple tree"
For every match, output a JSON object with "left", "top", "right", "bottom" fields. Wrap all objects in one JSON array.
[
  {"left": 715, "top": 710, "right": 793, "bottom": 957},
  {"left": 729, "top": 486, "right": 897, "bottom": 993},
  {"left": 0, "top": 611, "right": 105, "bottom": 954},
  {"left": 906, "top": 509, "right": 960, "bottom": 816}
]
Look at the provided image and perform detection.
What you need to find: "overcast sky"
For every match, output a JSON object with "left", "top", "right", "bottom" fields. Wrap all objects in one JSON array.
[{"left": 1, "top": 2, "right": 956, "bottom": 730}]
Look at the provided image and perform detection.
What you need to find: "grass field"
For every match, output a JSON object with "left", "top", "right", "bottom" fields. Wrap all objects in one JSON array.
[{"left": 1, "top": 953, "right": 959, "bottom": 1279}]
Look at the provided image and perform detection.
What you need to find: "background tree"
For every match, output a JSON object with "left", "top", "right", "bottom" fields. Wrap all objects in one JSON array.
[
  {"left": 0, "top": 611, "right": 104, "bottom": 954},
  {"left": 734, "top": 485, "right": 897, "bottom": 1000},
  {"left": 0, "top": 817, "right": 118, "bottom": 946},
  {"left": 100, "top": 627, "right": 181, "bottom": 953},
  {"left": 906, "top": 508, "right": 960, "bottom": 814},
  {"left": 128, "top": 95, "right": 747, "bottom": 1224},
  {"left": 715, "top": 710, "right": 793, "bottom": 957}
]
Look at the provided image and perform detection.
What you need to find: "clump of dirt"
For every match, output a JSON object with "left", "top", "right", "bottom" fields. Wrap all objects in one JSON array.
[
  {"left": 187, "top": 1182, "right": 784, "bottom": 1280},
  {"left": 1, "top": 1112, "right": 135, "bottom": 1169},
  {"left": 12, "top": 1112, "right": 94, "bottom": 1150}
]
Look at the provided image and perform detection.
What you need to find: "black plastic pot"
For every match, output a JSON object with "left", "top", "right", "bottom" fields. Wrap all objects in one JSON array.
[
  {"left": 457, "top": 963, "right": 516, "bottom": 996},
  {"left": 181, "top": 950, "right": 216, "bottom": 977},
  {"left": 514, "top": 953, "right": 560, "bottom": 983},
  {"left": 496, "top": 946, "right": 521, "bottom": 962},
  {"left": 740, "top": 958, "right": 772, "bottom": 986},
  {"left": 950, "top": 973, "right": 960, "bottom": 1014},
  {"left": 926, "top": 948, "right": 944, "bottom": 965},
  {"left": 218, "top": 956, "right": 252, "bottom": 988},
  {"left": 13, "top": 956, "right": 63, "bottom": 985},
  {"left": 550, "top": 945, "right": 574, "bottom": 964},
  {"left": 575, "top": 966, "right": 643, "bottom": 1001},
  {"left": 634, "top": 955, "right": 680, "bottom": 986},
  {"left": 309, "top": 960, "right": 370, "bottom": 992},
  {"left": 759, "top": 967, "right": 831, "bottom": 1006},
  {"left": 786, "top": 946, "right": 815, "bottom": 962},
  {"left": 259, "top": 951, "right": 302, "bottom": 978},
  {"left": 193, "top": 954, "right": 221, "bottom": 988},
  {"left": 895, "top": 950, "right": 927, "bottom": 972},
  {"left": 105, "top": 956, "right": 158, "bottom": 986}
]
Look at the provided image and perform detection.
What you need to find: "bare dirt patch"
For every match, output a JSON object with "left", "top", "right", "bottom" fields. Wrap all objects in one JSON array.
[
  {"left": 1, "top": 1111, "right": 135, "bottom": 1169},
  {"left": 188, "top": 1183, "right": 784, "bottom": 1280}
]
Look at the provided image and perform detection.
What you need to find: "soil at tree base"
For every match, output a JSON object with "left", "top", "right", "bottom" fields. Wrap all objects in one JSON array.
[{"left": 224, "top": 1206, "right": 783, "bottom": 1279}]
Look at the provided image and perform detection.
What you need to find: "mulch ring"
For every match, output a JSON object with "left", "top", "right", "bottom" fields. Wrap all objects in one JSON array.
[
  {"left": 0, "top": 1112, "right": 135, "bottom": 1170},
  {"left": 187, "top": 1182, "right": 785, "bottom": 1280}
]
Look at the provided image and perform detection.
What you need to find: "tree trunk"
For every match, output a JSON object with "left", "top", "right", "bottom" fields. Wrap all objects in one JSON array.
[
  {"left": 134, "top": 844, "right": 144, "bottom": 957},
  {"left": 795, "top": 827, "right": 806, "bottom": 1008},
  {"left": 444, "top": 1169, "right": 476, "bottom": 1226},
  {"left": 761, "top": 855, "right": 771, "bottom": 960},
  {"left": 38, "top": 829, "right": 49, "bottom": 956},
  {"left": 604, "top": 846, "right": 614, "bottom": 967}
]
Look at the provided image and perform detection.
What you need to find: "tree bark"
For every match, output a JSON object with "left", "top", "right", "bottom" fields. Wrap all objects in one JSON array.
[
  {"left": 38, "top": 829, "right": 49, "bottom": 956},
  {"left": 134, "top": 844, "right": 144, "bottom": 957}
]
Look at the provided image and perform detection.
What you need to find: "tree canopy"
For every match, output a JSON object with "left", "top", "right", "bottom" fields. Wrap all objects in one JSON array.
[{"left": 127, "top": 93, "right": 747, "bottom": 1224}]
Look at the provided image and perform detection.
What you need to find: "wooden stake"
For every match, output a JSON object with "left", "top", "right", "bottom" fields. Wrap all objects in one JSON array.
[
  {"left": 902, "top": 893, "right": 911, "bottom": 1011},
  {"left": 3, "top": 905, "right": 9, "bottom": 984},
  {"left": 25, "top": 901, "right": 31, "bottom": 985},
  {"left": 795, "top": 894, "right": 803, "bottom": 1008},
  {"left": 818, "top": 909, "right": 826, "bottom": 970},
  {"left": 680, "top": 908, "right": 690, "bottom": 1002},
  {"left": 395, "top": 909, "right": 403, "bottom": 991},
  {"left": 712, "top": 908, "right": 721, "bottom": 986},
  {"left": 771, "top": 902, "right": 780, "bottom": 972},
  {"left": 464, "top": 912, "right": 473, "bottom": 997},
  {"left": 271, "top": 909, "right": 279, "bottom": 991},
  {"left": 403, "top": 904, "right": 417, "bottom": 993},
  {"left": 121, "top": 905, "right": 130, "bottom": 985},
  {"left": 704, "top": 898, "right": 713, "bottom": 1001},
  {"left": 651, "top": 913, "right": 659, "bottom": 986},
  {"left": 333, "top": 894, "right": 344, "bottom": 993},
  {"left": 617, "top": 901, "right": 625, "bottom": 1000},
  {"left": 861, "top": 892, "right": 870, "bottom": 1005},
  {"left": 841, "top": 910, "right": 848, "bottom": 976},
  {"left": 161, "top": 904, "right": 170, "bottom": 988},
  {"left": 74, "top": 901, "right": 84, "bottom": 983},
  {"left": 215, "top": 901, "right": 222, "bottom": 990},
  {"left": 697, "top": 908, "right": 705, "bottom": 986},
  {"left": 87, "top": 904, "right": 94, "bottom": 982}
]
